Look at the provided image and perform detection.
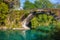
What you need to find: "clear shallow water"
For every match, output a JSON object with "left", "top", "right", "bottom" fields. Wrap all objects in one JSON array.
[
  {"left": 0, "top": 29, "right": 54, "bottom": 40},
  {"left": 0, "top": 25, "right": 58, "bottom": 40}
]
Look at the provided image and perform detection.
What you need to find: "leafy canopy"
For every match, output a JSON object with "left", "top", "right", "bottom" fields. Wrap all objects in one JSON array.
[{"left": 0, "top": 2, "right": 9, "bottom": 25}]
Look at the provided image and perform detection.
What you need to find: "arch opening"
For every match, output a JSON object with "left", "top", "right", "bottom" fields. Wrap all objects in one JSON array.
[{"left": 27, "top": 11, "right": 59, "bottom": 29}]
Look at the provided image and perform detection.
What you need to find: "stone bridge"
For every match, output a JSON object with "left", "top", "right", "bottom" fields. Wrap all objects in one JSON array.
[{"left": 21, "top": 9, "right": 60, "bottom": 30}]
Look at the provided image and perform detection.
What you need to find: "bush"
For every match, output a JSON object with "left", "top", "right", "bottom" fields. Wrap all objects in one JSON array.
[{"left": 0, "top": 2, "right": 8, "bottom": 26}]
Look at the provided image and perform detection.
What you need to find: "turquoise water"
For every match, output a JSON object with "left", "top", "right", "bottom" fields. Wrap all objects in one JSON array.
[
  {"left": 0, "top": 30, "right": 54, "bottom": 40},
  {"left": 0, "top": 26, "right": 57, "bottom": 40}
]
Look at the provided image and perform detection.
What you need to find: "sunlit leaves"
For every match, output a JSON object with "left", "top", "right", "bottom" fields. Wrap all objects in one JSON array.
[
  {"left": 0, "top": 2, "right": 8, "bottom": 25},
  {"left": 0, "top": 3, "right": 8, "bottom": 13},
  {"left": 34, "top": 0, "right": 54, "bottom": 8},
  {"left": 31, "top": 13, "right": 56, "bottom": 28},
  {"left": 31, "top": 17, "right": 39, "bottom": 28},
  {"left": 23, "top": 0, "right": 36, "bottom": 9}
]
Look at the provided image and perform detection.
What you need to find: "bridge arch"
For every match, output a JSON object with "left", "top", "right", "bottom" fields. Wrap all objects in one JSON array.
[{"left": 21, "top": 9, "right": 60, "bottom": 30}]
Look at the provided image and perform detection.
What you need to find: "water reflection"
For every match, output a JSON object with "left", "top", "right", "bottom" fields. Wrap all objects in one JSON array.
[
  {"left": 0, "top": 30, "right": 24, "bottom": 40},
  {"left": 0, "top": 29, "right": 55, "bottom": 40}
]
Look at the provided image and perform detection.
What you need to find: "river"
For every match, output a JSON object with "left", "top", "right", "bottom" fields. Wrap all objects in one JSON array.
[
  {"left": 0, "top": 30, "right": 56, "bottom": 40},
  {"left": 0, "top": 25, "right": 59, "bottom": 40}
]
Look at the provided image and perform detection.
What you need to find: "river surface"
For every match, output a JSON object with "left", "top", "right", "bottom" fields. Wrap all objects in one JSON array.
[
  {"left": 0, "top": 25, "right": 59, "bottom": 40},
  {"left": 0, "top": 30, "right": 55, "bottom": 40}
]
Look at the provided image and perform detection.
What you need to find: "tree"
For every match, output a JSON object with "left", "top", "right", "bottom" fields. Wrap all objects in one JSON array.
[
  {"left": 56, "top": 4, "right": 60, "bottom": 8},
  {"left": 0, "top": 0, "right": 3, "bottom": 3},
  {"left": 13, "top": 0, "right": 20, "bottom": 10},
  {"left": 53, "top": 3, "right": 60, "bottom": 8},
  {"left": 23, "top": 0, "right": 36, "bottom": 10},
  {"left": 23, "top": 0, "right": 54, "bottom": 9},
  {"left": 34, "top": 0, "right": 54, "bottom": 8},
  {"left": 0, "top": 2, "right": 9, "bottom": 25}
]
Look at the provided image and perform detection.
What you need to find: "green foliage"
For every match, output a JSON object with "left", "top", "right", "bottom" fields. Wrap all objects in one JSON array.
[
  {"left": 23, "top": 0, "right": 54, "bottom": 9},
  {"left": 0, "top": 3, "right": 8, "bottom": 13},
  {"left": 31, "top": 25, "right": 56, "bottom": 40},
  {"left": 5, "top": 10, "right": 30, "bottom": 28},
  {"left": 23, "top": 0, "right": 36, "bottom": 9},
  {"left": 53, "top": 3, "right": 60, "bottom": 8},
  {"left": 31, "top": 17, "right": 39, "bottom": 28},
  {"left": 34, "top": 0, "right": 54, "bottom": 8},
  {"left": 57, "top": 4, "right": 60, "bottom": 8},
  {"left": 0, "top": 0, "right": 3, "bottom": 3},
  {"left": 31, "top": 14, "right": 56, "bottom": 28},
  {"left": 9, "top": 10, "right": 29, "bottom": 22},
  {"left": 0, "top": 2, "right": 9, "bottom": 25}
]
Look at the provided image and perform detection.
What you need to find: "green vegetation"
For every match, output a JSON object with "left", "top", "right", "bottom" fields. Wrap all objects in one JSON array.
[
  {"left": 23, "top": 0, "right": 60, "bottom": 9},
  {"left": 23, "top": 0, "right": 36, "bottom": 9},
  {"left": 34, "top": 0, "right": 54, "bottom": 8},
  {"left": 0, "top": 2, "right": 9, "bottom": 26},
  {"left": 0, "top": 0, "right": 60, "bottom": 29},
  {"left": 31, "top": 14, "right": 57, "bottom": 28}
]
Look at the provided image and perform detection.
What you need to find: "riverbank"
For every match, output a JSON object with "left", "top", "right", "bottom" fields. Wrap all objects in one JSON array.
[{"left": 0, "top": 27, "right": 30, "bottom": 31}]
